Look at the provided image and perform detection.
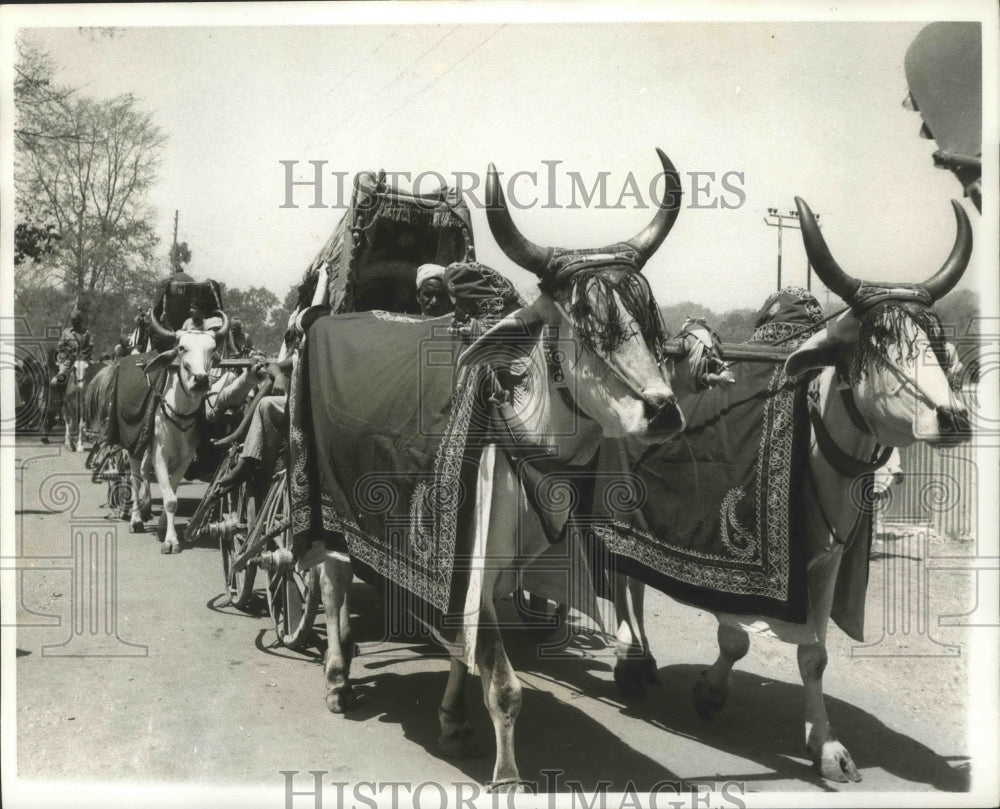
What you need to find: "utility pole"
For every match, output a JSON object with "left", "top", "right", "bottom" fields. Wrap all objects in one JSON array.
[
  {"left": 764, "top": 207, "right": 819, "bottom": 291},
  {"left": 171, "top": 210, "right": 179, "bottom": 272}
]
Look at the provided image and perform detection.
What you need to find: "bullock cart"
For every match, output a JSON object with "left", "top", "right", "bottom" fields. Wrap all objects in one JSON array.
[{"left": 216, "top": 169, "right": 477, "bottom": 648}]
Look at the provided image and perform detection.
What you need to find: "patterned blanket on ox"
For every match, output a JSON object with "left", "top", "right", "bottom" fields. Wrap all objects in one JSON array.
[
  {"left": 105, "top": 353, "right": 169, "bottom": 457},
  {"left": 289, "top": 312, "right": 489, "bottom": 626},
  {"left": 590, "top": 359, "right": 812, "bottom": 623}
]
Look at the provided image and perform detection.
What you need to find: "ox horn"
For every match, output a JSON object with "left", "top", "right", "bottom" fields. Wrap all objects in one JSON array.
[
  {"left": 211, "top": 310, "right": 231, "bottom": 344},
  {"left": 795, "top": 197, "right": 863, "bottom": 304},
  {"left": 147, "top": 307, "right": 177, "bottom": 345},
  {"left": 920, "top": 200, "right": 972, "bottom": 302},
  {"left": 623, "top": 148, "right": 683, "bottom": 267},
  {"left": 486, "top": 163, "right": 552, "bottom": 276}
]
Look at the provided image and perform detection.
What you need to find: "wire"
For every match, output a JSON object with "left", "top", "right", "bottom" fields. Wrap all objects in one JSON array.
[{"left": 341, "top": 25, "right": 507, "bottom": 153}]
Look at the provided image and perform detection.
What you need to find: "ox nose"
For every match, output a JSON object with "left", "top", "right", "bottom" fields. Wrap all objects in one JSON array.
[
  {"left": 645, "top": 392, "right": 684, "bottom": 435},
  {"left": 936, "top": 405, "right": 971, "bottom": 438},
  {"left": 190, "top": 373, "right": 210, "bottom": 392}
]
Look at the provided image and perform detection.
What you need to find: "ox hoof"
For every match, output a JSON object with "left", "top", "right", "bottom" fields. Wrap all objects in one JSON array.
[
  {"left": 438, "top": 709, "right": 483, "bottom": 759},
  {"left": 810, "top": 741, "right": 862, "bottom": 783},
  {"left": 692, "top": 672, "right": 727, "bottom": 720},
  {"left": 130, "top": 520, "right": 145, "bottom": 534},
  {"left": 614, "top": 655, "right": 658, "bottom": 698},
  {"left": 485, "top": 779, "right": 530, "bottom": 794},
  {"left": 325, "top": 685, "right": 356, "bottom": 714},
  {"left": 161, "top": 543, "right": 180, "bottom": 555},
  {"left": 438, "top": 726, "right": 483, "bottom": 759}
]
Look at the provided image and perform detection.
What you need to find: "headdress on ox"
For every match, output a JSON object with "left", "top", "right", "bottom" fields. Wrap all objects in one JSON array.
[
  {"left": 144, "top": 303, "right": 231, "bottom": 376},
  {"left": 785, "top": 196, "right": 971, "bottom": 383},
  {"left": 466, "top": 148, "right": 681, "bottom": 364}
]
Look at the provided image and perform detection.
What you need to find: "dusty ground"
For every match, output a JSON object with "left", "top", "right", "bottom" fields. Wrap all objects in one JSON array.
[{"left": 6, "top": 438, "right": 991, "bottom": 807}]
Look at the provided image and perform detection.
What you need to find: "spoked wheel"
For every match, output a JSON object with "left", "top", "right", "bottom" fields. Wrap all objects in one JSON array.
[
  {"left": 101, "top": 447, "right": 134, "bottom": 521},
  {"left": 85, "top": 437, "right": 106, "bottom": 471},
  {"left": 264, "top": 474, "right": 320, "bottom": 651},
  {"left": 217, "top": 470, "right": 258, "bottom": 611}
]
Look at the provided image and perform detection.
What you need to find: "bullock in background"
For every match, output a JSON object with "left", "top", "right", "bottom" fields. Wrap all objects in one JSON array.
[
  {"left": 120, "top": 308, "right": 231, "bottom": 553},
  {"left": 614, "top": 197, "right": 972, "bottom": 782},
  {"left": 294, "top": 150, "right": 720, "bottom": 790}
]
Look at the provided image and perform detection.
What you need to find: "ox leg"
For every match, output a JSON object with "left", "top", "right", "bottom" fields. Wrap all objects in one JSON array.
[
  {"left": 693, "top": 624, "right": 749, "bottom": 720},
  {"left": 439, "top": 659, "right": 483, "bottom": 758},
  {"left": 320, "top": 557, "right": 356, "bottom": 713},
  {"left": 798, "top": 645, "right": 859, "bottom": 782},
  {"left": 798, "top": 555, "right": 861, "bottom": 782},
  {"left": 154, "top": 452, "right": 181, "bottom": 554},
  {"left": 476, "top": 600, "right": 524, "bottom": 792},
  {"left": 613, "top": 575, "right": 658, "bottom": 697},
  {"left": 76, "top": 401, "right": 86, "bottom": 452},
  {"left": 128, "top": 456, "right": 146, "bottom": 533}
]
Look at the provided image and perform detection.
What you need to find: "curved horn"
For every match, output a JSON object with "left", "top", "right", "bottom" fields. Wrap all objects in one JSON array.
[
  {"left": 211, "top": 310, "right": 230, "bottom": 344},
  {"left": 624, "top": 148, "right": 683, "bottom": 267},
  {"left": 921, "top": 200, "right": 972, "bottom": 302},
  {"left": 147, "top": 307, "right": 177, "bottom": 345},
  {"left": 794, "top": 197, "right": 862, "bottom": 303},
  {"left": 486, "top": 163, "right": 552, "bottom": 276}
]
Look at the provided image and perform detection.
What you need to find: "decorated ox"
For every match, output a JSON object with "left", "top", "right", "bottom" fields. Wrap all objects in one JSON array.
[
  {"left": 612, "top": 197, "right": 972, "bottom": 782},
  {"left": 126, "top": 309, "right": 231, "bottom": 553},
  {"left": 291, "top": 150, "right": 716, "bottom": 790}
]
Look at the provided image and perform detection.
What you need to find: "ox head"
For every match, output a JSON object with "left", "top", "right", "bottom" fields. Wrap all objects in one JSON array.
[
  {"left": 785, "top": 197, "right": 972, "bottom": 448},
  {"left": 461, "top": 149, "right": 685, "bottom": 441},
  {"left": 145, "top": 307, "right": 231, "bottom": 394}
]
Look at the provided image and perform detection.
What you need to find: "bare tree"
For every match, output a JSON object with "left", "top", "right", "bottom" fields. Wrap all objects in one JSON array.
[{"left": 15, "top": 37, "right": 167, "bottom": 311}]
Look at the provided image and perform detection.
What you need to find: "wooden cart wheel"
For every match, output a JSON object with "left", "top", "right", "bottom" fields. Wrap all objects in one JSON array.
[
  {"left": 219, "top": 475, "right": 258, "bottom": 610},
  {"left": 85, "top": 436, "right": 105, "bottom": 470},
  {"left": 265, "top": 476, "right": 320, "bottom": 650},
  {"left": 104, "top": 447, "right": 133, "bottom": 521}
]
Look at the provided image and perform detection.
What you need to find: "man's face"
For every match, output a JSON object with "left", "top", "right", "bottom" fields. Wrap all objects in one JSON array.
[
  {"left": 417, "top": 278, "right": 453, "bottom": 317},
  {"left": 189, "top": 302, "right": 207, "bottom": 321},
  {"left": 71, "top": 313, "right": 84, "bottom": 331}
]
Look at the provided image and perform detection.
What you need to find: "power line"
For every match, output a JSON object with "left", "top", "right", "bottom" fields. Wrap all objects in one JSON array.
[
  {"left": 307, "top": 25, "right": 460, "bottom": 153},
  {"left": 341, "top": 25, "right": 506, "bottom": 153}
]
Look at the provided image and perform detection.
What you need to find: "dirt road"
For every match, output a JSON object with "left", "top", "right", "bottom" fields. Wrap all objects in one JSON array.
[{"left": 8, "top": 439, "right": 982, "bottom": 806}]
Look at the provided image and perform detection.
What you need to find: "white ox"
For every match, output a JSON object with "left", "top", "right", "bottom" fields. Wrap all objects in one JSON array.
[
  {"left": 614, "top": 197, "right": 973, "bottom": 782},
  {"left": 127, "top": 310, "right": 231, "bottom": 554},
  {"left": 306, "top": 150, "right": 715, "bottom": 790},
  {"left": 61, "top": 357, "right": 92, "bottom": 452}
]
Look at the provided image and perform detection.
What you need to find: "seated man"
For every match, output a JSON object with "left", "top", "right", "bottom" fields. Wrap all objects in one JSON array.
[
  {"left": 181, "top": 287, "right": 224, "bottom": 333},
  {"left": 230, "top": 319, "right": 254, "bottom": 356},
  {"left": 212, "top": 361, "right": 290, "bottom": 495},
  {"left": 416, "top": 263, "right": 454, "bottom": 317}
]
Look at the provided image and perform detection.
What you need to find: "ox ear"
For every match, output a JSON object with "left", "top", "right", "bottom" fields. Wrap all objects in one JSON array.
[
  {"left": 784, "top": 310, "right": 859, "bottom": 378},
  {"left": 456, "top": 297, "right": 547, "bottom": 371},
  {"left": 142, "top": 349, "right": 178, "bottom": 377}
]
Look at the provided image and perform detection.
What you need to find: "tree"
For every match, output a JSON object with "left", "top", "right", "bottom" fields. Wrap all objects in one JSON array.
[
  {"left": 15, "top": 37, "right": 166, "bottom": 305},
  {"left": 169, "top": 241, "right": 192, "bottom": 272},
  {"left": 659, "top": 301, "right": 719, "bottom": 335},
  {"left": 224, "top": 285, "right": 286, "bottom": 353},
  {"left": 14, "top": 36, "right": 167, "bottom": 354},
  {"left": 715, "top": 308, "right": 757, "bottom": 342}
]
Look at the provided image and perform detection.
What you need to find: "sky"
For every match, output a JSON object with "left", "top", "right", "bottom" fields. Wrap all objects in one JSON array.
[{"left": 4, "top": 3, "right": 997, "bottom": 320}]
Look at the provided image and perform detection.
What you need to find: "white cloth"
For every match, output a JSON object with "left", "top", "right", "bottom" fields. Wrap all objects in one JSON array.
[{"left": 415, "top": 263, "right": 446, "bottom": 289}]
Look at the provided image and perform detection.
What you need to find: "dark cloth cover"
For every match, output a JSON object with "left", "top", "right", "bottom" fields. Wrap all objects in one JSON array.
[
  {"left": 106, "top": 353, "right": 168, "bottom": 457},
  {"left": 590, "top": 360, "right": 810, "bottom": 622},
  {"left": 289, "top": 311, "right": 488, "bottom": 625}
]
